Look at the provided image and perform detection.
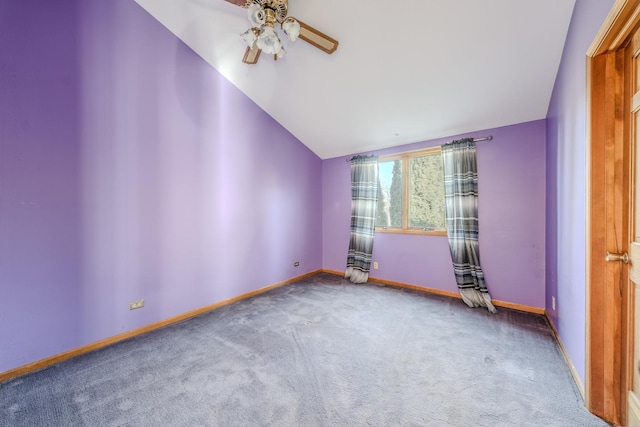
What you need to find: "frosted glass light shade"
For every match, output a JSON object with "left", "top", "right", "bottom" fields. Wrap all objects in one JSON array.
[
  {"left": 257, "top": 26, "right": 282, "bottom": 54},
  {"left": 248, "top": 3, "right": 266, "bottom": 27},
  {"left": 282, "top": 18, "right": 300, "bottom": 41},
  {"left": 241, "top": 28, "right": 257, "bottom": 48}
]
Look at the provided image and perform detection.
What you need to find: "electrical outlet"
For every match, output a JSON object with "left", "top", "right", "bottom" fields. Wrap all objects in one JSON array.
[
  {"left": 129, "top": 299, "right": 144, "bottom": 310},
  {"left": 373, "top": 261, "right": 379, "bottom": 270},
  {"left": 552, "top": 296, "right": 556, "bottom": 311},
  {"left": 294, "top": 261, "right": 300, "bottom": 267}
]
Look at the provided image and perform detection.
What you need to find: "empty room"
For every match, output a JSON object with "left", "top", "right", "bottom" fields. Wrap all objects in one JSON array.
[{"left": 1, "top": 0, "right": 637, "bottom": 425}]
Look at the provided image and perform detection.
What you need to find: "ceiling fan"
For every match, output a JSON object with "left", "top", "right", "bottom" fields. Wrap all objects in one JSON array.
[{"left": 224, "top": 0, "right": 339, "bottom": 64}]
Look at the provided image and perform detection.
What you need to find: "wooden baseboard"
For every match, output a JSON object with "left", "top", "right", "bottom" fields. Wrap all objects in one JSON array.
[
  {"left": 0, "top": 270, "right": 320, "bottom": 384},
  {"left": 493, "top": 299, "right": 545, "bottom": 315},
  {"left": 545, "top": 311, "right": 585, "bottom": 400},
  {"left": 321, "top": 269, "right": 545, "bottom": 315}
]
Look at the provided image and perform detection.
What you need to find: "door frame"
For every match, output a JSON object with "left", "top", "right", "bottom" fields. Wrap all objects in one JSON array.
[{"left": 587, "top": 1, "right": 640, "bottom": 425}]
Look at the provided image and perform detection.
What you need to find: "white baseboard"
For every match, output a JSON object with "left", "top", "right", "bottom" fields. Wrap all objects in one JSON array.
[{"left": 628, "top": 391, "right": 640, "bottom": 427}]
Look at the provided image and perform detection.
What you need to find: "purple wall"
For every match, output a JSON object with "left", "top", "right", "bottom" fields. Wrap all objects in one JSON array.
[
  {"left": 323, "top": 120, "right": 547, "bottom": 308},
  {"left": 0, "top": 0, "right": 322, "bottom": 374},
  {"left": 0, "top": 0, "right": 84, "bottom": 374},
  {"left": 545, "top": 0, "right": 614, "bottom": 385}
]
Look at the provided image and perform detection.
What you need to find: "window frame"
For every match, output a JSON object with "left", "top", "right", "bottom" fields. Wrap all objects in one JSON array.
[{"left": 376, "top": 146, "right": 447, "bottom": 236}]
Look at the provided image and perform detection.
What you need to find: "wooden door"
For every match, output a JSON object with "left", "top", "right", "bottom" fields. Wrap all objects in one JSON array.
[{"left": 587, "top": 2, "right": 640, "bottom": 425}]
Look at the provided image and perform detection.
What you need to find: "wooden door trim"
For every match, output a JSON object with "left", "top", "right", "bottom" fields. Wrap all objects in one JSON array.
[
  {"left": 587, "top": 1, "right": 638, "bottom": 425},
  {"left": 589, "top": 0, "right": 640, "bottom": 56}
]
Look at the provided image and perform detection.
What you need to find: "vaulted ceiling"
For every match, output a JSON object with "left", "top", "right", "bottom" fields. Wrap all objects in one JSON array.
[{"left": 135, "top": 0, "right": 576, "bottom": 159}]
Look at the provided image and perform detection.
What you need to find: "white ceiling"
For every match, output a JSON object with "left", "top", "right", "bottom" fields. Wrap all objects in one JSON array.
[{"left": 134, "top": 0, "right": 576, "bottom": 159}]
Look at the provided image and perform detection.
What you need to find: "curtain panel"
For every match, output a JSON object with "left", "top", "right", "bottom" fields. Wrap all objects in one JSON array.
[
  {"left": 345, "top": 155, "right": 379, "bottom": 284},
  {"left": 441, "top": 139, "right": 496, "bottom": 313}
]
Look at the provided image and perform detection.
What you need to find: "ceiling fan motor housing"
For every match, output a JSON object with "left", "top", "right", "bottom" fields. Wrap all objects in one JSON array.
[{"left": 250, "top": 0, "right": 288, "bottom": 23}]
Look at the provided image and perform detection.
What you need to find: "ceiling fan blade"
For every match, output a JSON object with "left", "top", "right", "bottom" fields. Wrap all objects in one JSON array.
[
  {"left": 243, "top": 45, "right": 262, "bottom": 64},
  {"left": 223, "top": 0, "right": 247, "bottom": 7},
  {"left": 295, "top": 19, "right": 338, "bottom": 54}
]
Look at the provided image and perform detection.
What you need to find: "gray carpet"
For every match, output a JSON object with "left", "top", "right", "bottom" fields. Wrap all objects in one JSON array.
[{"left": 1, "top": 273, "right": 609, "bottom": 426}]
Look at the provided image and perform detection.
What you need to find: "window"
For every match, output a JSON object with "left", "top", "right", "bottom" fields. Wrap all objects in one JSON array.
[{"left": 376, "top": 147, "right": 446, "bottom": 235}]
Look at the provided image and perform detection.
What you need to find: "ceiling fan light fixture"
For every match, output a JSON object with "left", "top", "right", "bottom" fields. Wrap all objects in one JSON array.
[
  {"left": 235, "top": 0, "right": 337, "bottom": 64},
  {"left": 282, "top": 17, "right": 300, "bottom": 41},
  {"left": 247, "top": 3, "right": 266, "bottom": 27},
  {"left": 256, "top": 26, "right": 282, "bottom": 54}
]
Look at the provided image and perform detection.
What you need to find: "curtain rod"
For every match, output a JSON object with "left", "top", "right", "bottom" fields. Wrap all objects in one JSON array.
[
  {"left": 472, "top": 135, "right": 493, "bottom": 142},
  {"left": 346, "top": 135, "right": 493, "bottom": 162},
  {"left": 442, "top": 135, "right": 494, "bottom": 144}
]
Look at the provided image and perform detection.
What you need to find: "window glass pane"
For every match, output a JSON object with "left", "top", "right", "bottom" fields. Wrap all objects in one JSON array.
[
  {"left": 408, "top": 153, "right": 445, "bottom": 229},
  {"left": 376, "top": 160, "right": 402, "bottom": 228}
]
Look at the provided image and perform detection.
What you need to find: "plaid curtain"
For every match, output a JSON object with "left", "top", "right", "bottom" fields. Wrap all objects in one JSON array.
[
  {"left": 441, "top": 139, "right": 496, "bottom": 313},
  {"left": 345, "top": 155, "right": 379, "bottom": 284}
]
